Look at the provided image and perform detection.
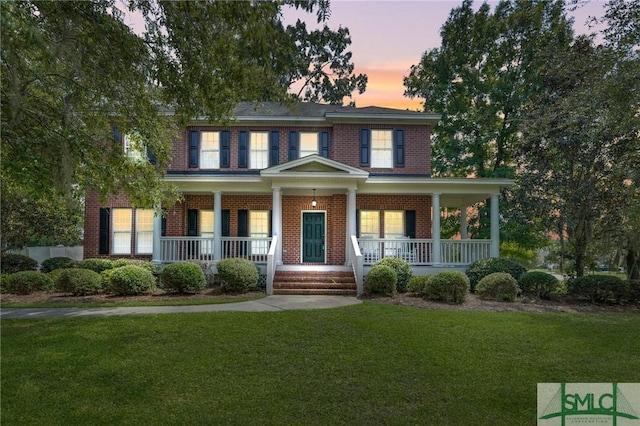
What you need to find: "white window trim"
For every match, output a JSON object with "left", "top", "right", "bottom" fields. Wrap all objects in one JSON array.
[
  {"left": 299, "top": 132, "right": 319, "bottom": 158},
  {"left": 200, "top": 131, "right": 220, "bottom": 169},
  {"left": 112, "top": 208, "right": 132, "bottom": 255},
  {"left": 136, "top": 209, "right": 154, "bottom": 254},
  {"left": 250, "top": 132, "right": 269, "bottom": 169},
  {"left": 371, "top": 129, "right": 393, "bottom": 168}
]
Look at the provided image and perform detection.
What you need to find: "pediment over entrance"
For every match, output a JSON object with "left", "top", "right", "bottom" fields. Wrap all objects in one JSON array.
[{"left": 261, "top": 155, "right": 369, "bottom": 179}]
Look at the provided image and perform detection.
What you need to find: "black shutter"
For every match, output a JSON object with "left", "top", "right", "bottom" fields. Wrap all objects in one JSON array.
[
  {"left": 222, "top": 209, "right": 230, "bottom": 237},
  {"left": 355, "top": 209, "right": 360, "bottom": 238},
  {"left": 320, "top": 131, "right": 330, "bottom": 158},
  {"left": 220, "top": 131, "right": 230, "bottom": 168},
  {"left": 189, "top": 130, "right": 199, "bottom": 168},
  {"left": 405, "top": 210, "right": 416, "bottom": 239},
  {"left": 288, "top": 131, "right": 298, "bottom": 161},
  {"left": 187, "top": 209, "right": 198, "bottom": 236},
  {"left": 268, "top": 210, "right": 273, "bottom": 237},
  {"left": 269, "top": 131, "right": 279, "bottom": 166},
  {"left": 360, "top": 129, "right": 370, "bottom": 166},
  {"left": 99, "top": 208, "right": 110, "bottom": 254},
  {"left": 161, "top": 213, "right": 166, "bottom": 237},
  {"left": 394, "top": 129, "right": 405, "bottom": 167},
  {"left": 112, "top": 126, "right": 122, "bottom": 145},
  {"left": 238, "top": 210, "right": 248, "bottom": 237},
  {"left": 238, "top": 131, "right": 248, "bottom": 168},
  {"left": 147, "top": 147, "right": 157, "bottom": 165}
]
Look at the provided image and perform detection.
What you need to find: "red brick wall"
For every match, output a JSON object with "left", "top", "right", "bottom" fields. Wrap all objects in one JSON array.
[
  {"left": 173, "top": 124, "right": 431, "bottom": 174},
  {"left": 85, "top": 191, "right": 433, "bottom": 262},
  {"left": 356, "top": 194, "right": 432, "bottom": 239},
  {"left": 83, "top": 190, "right": 153, "bottom": 260}
]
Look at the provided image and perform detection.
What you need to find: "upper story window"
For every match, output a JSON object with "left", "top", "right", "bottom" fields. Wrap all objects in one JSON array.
[
  {"left": 360, "top": 129, "right": 404, "bottom": 169},
  {"left": 299, "top": 133, "right": 319, "bottom": 158},
  {"left": 200, "top": 132, "right": 220, "bottom": 169},
  {"left": 288, "top": 131, "right": 330, "bottom": 161},
  {"left": 371, "top": 130, "right": 393, "bottom": 168},
  {"left": 123, "top": 133, "right": 147, "bottom": 163},
  {"left": 250, "top": 132, "right": 269, "bottom": 169},
  {"left": 189, "top": 130, "right": 229, "bottom": 169}
]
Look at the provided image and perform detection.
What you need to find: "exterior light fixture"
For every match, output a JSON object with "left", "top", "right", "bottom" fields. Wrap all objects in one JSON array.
[{"left": 311, "top": 189, "right": 317, "bottom": 208}]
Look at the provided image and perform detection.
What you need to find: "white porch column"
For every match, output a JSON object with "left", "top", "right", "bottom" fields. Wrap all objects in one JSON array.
[
  {"left": 272, "top": 187, "right": 282, "bottom": 264},
  {"left": 432, "top": 193, "right": 441, "bottom": 265},
  {"left": 213, "top": 191, "right": 222, "bottom": 261},
  {"left": 152, "top": 207, "right": 162, "bottom": 263},
  {"left": 346, "top": 187, "right": 357, "bottom": 264},
  {"left": 490, "top": 193, "right": 500, "bottom": 257},
  {"left": 460, "top": 205, "right": 468, "bottom": 239}
]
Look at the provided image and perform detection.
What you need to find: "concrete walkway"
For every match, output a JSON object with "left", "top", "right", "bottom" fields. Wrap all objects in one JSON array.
[{"left": 0, "top": 295, "right": 362, "bottom": 319}]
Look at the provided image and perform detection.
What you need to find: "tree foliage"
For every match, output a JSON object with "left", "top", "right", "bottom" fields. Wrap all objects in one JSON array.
[
  {"left": 518, "top": 0, "right": 640, "bottom": 277},
  {"left": 404, "top": 0, "right": 572, "bottom": 247},
  {"left": 1, "top": 0, "right": 366, "bottom": 247}
]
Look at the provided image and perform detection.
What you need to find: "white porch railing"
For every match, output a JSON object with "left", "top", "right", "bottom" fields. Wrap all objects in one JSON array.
[
  {"left": 159, "top": 236, "right": 272, "bottom": 263},
  {"left": 357, "top": 238, "right": 491, "bottom": 266}
]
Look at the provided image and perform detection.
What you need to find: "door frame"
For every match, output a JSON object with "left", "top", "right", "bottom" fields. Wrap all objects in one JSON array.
[{"left": 300, "top": 210, "right": 326, "bottom": 263}]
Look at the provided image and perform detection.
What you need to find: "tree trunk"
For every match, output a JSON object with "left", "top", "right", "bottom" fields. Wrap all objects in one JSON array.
[{"left": 627, "top": 247, "right": 640, "bottom": 280}]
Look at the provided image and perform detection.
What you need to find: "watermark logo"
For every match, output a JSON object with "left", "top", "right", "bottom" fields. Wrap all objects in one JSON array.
[{"left": 538, "top": 383, "right": 640, "bottom": 425}]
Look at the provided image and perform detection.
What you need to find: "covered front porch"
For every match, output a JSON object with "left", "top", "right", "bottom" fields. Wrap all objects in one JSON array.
[{"left": 154, "top": 156, "right": 511, "bottom": 295}]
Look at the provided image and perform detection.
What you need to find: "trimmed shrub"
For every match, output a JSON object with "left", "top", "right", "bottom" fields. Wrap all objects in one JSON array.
[
  {"left": 408, "top": 275, "right": 430, "bottom": 295},
  {"left": 567, "top": 275, "right": 627, "bottom": 303},
  {"left": 41, "top": 257, "right": 76, "bottom": 273},
  {"left": 423, "top": 271, "right": 470, "bottom": 304},
  {"left": 466, "top": 257, "right": 527, "bottom": 292},
  {"left": 161, "top": 262, "right": 206, "bottom": 294},
  {"left": 216, "top": 258, "right": 258, "bottom": 293},
  {"left": 56, "top": 268, "right": 102, "bottom": 296},
  {"left": 364, "top": 265, "right": 397, "bottom": 297},
  {"left": 186, "top": 260, "right": 216, "bottom": 287},
  {"left": 518, "top": 271, "right": 560, "bottom": 300},
  {"left": 1, "top": 253, "right": 38, "bottom": 274},
  {"left": 0, "top": 274, "right": 10, "bottom": 293},
  {"left": 5, "top": 271, "right": 53, "bottom": 295},
  {"left": 476, "top": 272, "right": 519, "bottom": 302},
  {"left": 374, "top": 257, "right": 413, "bottom": 292},
  {"left": 112, "top": 259, "right": 158, "bottom": 274},
  {"left": 77, "top": 258, "right": 114, "bottom": 273},
  {"left": 106, "top": 265, "right": 156, "bottom": 296},
  {"left": 626, "top": 280, "right": 640, "bottom": 305}
]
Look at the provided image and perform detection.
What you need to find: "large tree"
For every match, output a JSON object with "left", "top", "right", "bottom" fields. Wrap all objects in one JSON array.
[
  {"left": 1, "top": 0, "right": 366, "bottom": 249},
  {"left": 519, "top": 0, "right": 640, "bottom": 277},
  {"left": 403, "top": 0, "right": 573, "bottom": 247},
  {"left": 1, "top": 0, "right": 366, "bottom": 200}
]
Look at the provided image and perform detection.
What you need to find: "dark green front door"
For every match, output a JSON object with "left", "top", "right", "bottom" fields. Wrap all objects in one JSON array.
[{"left": 303, "top": 212, "right": 325, "bottom": 262}]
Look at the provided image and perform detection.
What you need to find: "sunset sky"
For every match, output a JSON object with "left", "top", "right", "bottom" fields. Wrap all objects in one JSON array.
[
  {"left": 283, "top": 0, "right": 609, "bottom": 110},
  {"left": 122, "top": 0, "right": 609, "bottom": 111}
]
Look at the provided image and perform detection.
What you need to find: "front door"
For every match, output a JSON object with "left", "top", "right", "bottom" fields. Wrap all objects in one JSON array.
[{"left": 302, "top": 212, "right": 325, "bottom": 262}]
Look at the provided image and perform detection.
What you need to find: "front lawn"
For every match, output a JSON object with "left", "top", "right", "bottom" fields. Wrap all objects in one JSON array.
[{"left": 2, "top": 303, "right": 639, "bottom": 425}]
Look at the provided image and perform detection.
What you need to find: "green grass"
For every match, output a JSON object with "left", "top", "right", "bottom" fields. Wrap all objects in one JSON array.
[
  {"left": 0, "top": 294, "right": 265, "bottom": 308},
  {"left": 2, "top": 303, "right": 639, "bottom": 425}
]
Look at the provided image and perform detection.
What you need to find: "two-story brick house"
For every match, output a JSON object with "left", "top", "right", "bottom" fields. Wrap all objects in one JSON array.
[{"left": 84, "top": 102, "right": 512, "bottom": 295}]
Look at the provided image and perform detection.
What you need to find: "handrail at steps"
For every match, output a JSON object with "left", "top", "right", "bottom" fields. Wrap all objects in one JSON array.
[{"left": 266, "top": 235, "right": 278, "bottom": 296}]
